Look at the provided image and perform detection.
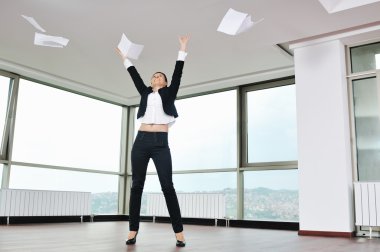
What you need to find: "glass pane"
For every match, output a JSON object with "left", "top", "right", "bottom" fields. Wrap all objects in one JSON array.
[
  {"left": 247, "top": 85, "right": 297, "bottom": 163},
  {"left": 350, "top": 42, "right": 380, "bottom": 73},
  {"left": 0, "top": 76, "right": 11, "bottom": 154},
  {"left": 141, "top": 172, "right": 237, "bottom": 219},
  {"left": 171, "top": 91, "right": 237, "bottom": 170},
  {"left": 352, "top": 77, "right": 380, "bottom": 181},
  {"left": 244, "top": 170, "right": 299, "bottom": 222},
  {"left": 9, "top": 165, "right": 118, "bottom": 214},
  {"left": 140, "top": 175, "right": 161, "bottom": 215},
  {"left": 12, "top": 79, "right": 122, "bottom": 172},
  {"left": 0, "top": 164, "right": 3, "bottom": 186},
  {"left": 134, "top": 90, "right": 237, "bottom": 172}
]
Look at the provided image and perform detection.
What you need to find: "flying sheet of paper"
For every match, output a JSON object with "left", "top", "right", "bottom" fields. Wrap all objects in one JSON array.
[
  {"left": 34, "top": 32, "right": 69, "bottom": 48},
  {"left": 217, "top": 8, "right": 263, "bottom": 36},
  {"left": 117, "top": 33, "right": 144, "bottom": 60},
  {"left": 21, "top": 15, "right": 46, "bottom": 33}
]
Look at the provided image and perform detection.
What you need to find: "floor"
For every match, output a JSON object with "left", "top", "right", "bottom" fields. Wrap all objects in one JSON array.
[{"left": 0, "top": 222, "right": 379, "bottom": 252}]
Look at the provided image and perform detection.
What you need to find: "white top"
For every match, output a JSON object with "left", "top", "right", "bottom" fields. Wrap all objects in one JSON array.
[
  {"left": 139, "top": 91, "right": 176, "bottom": 125},
  {"left": 125, "top": 51, "right": 188, "bottom": 126}
]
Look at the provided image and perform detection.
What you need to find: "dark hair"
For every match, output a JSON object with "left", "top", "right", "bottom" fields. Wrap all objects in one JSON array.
[{"left": 152, "top": 72, "right": 168, "bottom": 83}]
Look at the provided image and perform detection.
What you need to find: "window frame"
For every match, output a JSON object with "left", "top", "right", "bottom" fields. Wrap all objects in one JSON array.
[
  {"left": 346, "top": 40, "right": 380, "bottom": 182},
  {"left": 0, "top": 66, "right": 300, "bottom": 224},
  {"left": 240, "top": 77, "right": 298, "bottom": 170}
]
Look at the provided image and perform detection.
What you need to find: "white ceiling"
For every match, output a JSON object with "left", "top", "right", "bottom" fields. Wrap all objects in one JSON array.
[{"left": 1, "top": 0, "right": 380, "bottom": 105}]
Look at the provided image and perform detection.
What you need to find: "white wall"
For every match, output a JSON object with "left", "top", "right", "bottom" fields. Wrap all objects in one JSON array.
[{"left": 294, "top": 39, "right": 354, "bottom": 232}]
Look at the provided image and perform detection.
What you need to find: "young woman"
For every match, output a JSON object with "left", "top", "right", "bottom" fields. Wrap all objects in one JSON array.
[{"left": 116, "top": 35, "right": 189, "bottom": 247}]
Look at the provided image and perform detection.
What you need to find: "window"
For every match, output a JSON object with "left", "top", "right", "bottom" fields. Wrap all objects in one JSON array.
[
  {"left": 244, "top": 170, "right": 299, "bottom": 222},
  {"left": 241, "top": 79, "right": 298, "bottom": 222},
  {"left": 350, "top": 42, "right": 380, "bottom": 73},
  {"left": 245, "top": 84, "right": 297, "bottom": 163},
  {"left": 9, "top": 165, "right": 118, "bottom": 214},
  {"left": 0, "top": 76, "right": 11, "bottom": 155},
  {"left": 140, "top": 175, "right": 161, "bottom": 215},
  {"left": 170, "top": 90, "right": 237, "bottom": 170},
  {"left": 174, "top": 172, "right": 237, "bottom": 218},
  {"left": 141, "top": 172, "right": 237, "bottom": 218},
  {"left": 12, "top": 79, "right": 122, "bottom": 172},
  {"left": 132, "top": 82, "right": 298, "bottom": 221},
  {"left": 352, "top": 77, "right": 380, "bottom": 180},
  {"left": 349, "top": 41, "right": 380, "bottom": 182}
]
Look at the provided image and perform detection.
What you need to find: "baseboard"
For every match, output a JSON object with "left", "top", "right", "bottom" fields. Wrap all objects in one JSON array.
[
  {"left": 153, "top": 216, "right": 298, "bottom": 230},
  {"left": 154, "top": 216, "right": 216, "bottom": 226},
  {"left": 298, "top": 230, "right": 356, "bottom": 238},
  {"left": 92, "top": 215, "right": 129, "bottom": 222},
  {"left": 0, "top": 216, "right": 91, "bottom": 224},
  {"left": 0, "top": 215, "right": 299, "bottom": 231},
  {"left": 230, "top": 220, "right": 299, "bottom": 231}
]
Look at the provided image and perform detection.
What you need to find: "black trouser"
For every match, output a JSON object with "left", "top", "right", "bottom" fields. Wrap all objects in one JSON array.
[{"left": 129, "top": 131, "right": 183, "bottom": 233}]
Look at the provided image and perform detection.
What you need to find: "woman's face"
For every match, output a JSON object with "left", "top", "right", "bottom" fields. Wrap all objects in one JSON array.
[{"left": 151, "top": 72, "right": 167, "bottom": 89}]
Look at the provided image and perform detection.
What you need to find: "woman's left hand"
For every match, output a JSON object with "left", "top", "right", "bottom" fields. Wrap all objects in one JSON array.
[{"left": 115, "top": 47, "right": 127, "bottom": 62}]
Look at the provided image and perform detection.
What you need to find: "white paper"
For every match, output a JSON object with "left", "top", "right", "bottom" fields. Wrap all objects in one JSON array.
[
  {"left": 21, "top": 15, "right": 46, "bottom": 33},
  {"left": 217, "top": 8, "right": 263, "bottom": 36},
  {"left": 117, "top": 33, "right": 144, "bottom": 60},
  {"left": 34, "top": 32, "right": 69, "bottom": 48}
]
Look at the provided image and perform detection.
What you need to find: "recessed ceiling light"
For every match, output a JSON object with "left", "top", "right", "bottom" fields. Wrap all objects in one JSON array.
[
  {"left": 319, "top": 0, "right": 380, "bottom": 13},
  {"left": 375, "top": 54, "right": 380, "bottom": 69}
]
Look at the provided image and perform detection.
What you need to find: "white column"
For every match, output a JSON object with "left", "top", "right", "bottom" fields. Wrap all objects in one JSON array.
[{"left": 294, "top": 39, "right": 354, "bottom": 233}]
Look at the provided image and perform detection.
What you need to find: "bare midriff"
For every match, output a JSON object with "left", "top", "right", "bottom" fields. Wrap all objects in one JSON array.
[{"left": 139, "top": 123, "right": 169, "bottom": 132}]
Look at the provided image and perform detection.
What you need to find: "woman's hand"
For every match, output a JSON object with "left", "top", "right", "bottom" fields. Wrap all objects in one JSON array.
[
  {"left": 179, "top": 35, "right": 190, "bottom": 52},
  {"left": 115, "top": 47, "right": 127, "bottom": 62}
]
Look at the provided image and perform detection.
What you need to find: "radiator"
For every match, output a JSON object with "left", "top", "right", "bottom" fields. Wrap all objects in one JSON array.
[
  {"left": 0, "top": 189, "right": 91, "bottom": 217},
  {"left": 146, "top": 193, "right": 226, "bottom": 219},
  {"left": 354, "top": 182, "right": 380, "bottom": 237}
]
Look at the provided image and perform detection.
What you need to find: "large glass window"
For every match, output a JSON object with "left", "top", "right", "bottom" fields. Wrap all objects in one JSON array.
[
  {"left": 352, "top": 77, "right": 380, "bottom": 180},
  {"left": 134, "top": 90, "right": 237, "bottom": 172},
  {"left": 9, "top": 165, "right": 118, "bottom": 214},
  {"left": 350, "top": 40, "right": 380, "bottom": 184},
  {"left": 170, "top": 90, "right": 237, "bottom": 170},
  {"left": 174, "top": 172, "right": 237, "bottom": 219},
  {"left": 140, "top": 175, "right": 161, "bottom": 215},
  {"left": 244, "top": 169, "right": 298, "bottom": 222},
  {"left": 246, "top": 84, "right": 297, "bottom": 163},
  {"left": 12, "top": 79, "right": 122, "bottom": 172},
  {"left": 141, "top": 172, "right": 237, "bottom": 218},
  {"left": 350, "top": 42, "right": 380, "bottom": 73},
  {"left": 0, "top": 76, "right": 11, "bottom": 154}
]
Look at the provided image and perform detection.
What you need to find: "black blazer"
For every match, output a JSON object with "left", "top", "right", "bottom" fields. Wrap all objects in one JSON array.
[{"left": 127, "top": 60, "right": 184, "bottom": 119}]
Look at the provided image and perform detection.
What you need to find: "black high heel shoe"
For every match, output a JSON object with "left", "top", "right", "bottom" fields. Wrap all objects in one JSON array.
[
  {"left": 176, "top": 240, "right": 186, "bottom": 247},
  {"left": 126, "top": 231, "right": 138, "bottom": 245}
]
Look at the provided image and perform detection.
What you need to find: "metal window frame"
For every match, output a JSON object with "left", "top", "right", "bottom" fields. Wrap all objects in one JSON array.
[
  {"left": 240, "top": 77, "right": 298, "bottom": 170},
  {"left": 0, "top": 70, "right": 19, "bottom": 189},
  {"left": 0, "top": 70, "right": 128, "bottom": 215},
  {"left": 346, "top": 40, "right": 380, "bottom": 183},
  {"left": 1, "top": 67, "right": 299, "bottom": 222},
  {"left": 239, "top": 77, "right": 298, "bottom": 219},
  {"left": 345, "top": 39, "right": 380, "bottom": 237},
  {"left": 125, "top": 82, "right": 299, "bottom": 221}
]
